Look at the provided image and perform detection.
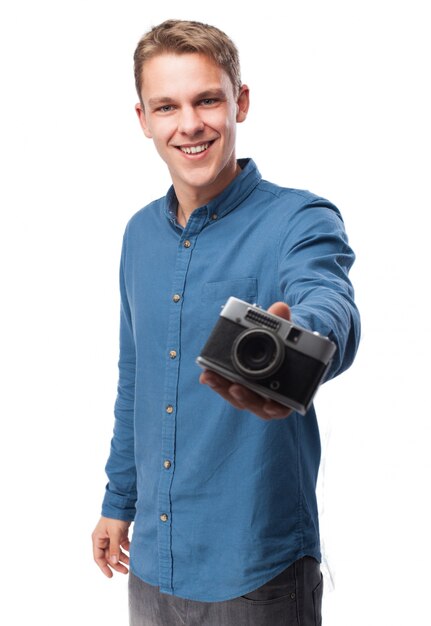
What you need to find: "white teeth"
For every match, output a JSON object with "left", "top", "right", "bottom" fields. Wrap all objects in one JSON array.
[{"left": 180, "top": 143, "right": 210, "bottom": 154}]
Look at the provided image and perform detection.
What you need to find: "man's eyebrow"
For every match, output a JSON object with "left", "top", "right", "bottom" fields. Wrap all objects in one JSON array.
[
  {"left": 194, "top": 89, "right": 227, "bottom": 100},
  {"left": 148, "top": 96, "right": 175, "bottom": 108}
]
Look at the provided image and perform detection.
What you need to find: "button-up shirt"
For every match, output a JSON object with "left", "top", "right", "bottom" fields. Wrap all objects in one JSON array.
[{"left": 101, "top": 158, "right": 360, "bottom": 602}]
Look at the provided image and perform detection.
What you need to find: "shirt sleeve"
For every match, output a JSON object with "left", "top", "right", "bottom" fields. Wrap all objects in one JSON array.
[
  {"left": 278, "top": 196, "right": 361, "bottom": 380},
  {"left": 101, "top": 233, "right": 137, "bottom": 521}
]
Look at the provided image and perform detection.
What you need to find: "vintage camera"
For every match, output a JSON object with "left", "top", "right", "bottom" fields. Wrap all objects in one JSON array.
[{"left": 197, "top": 297, "right": 336, "bottom": 415}]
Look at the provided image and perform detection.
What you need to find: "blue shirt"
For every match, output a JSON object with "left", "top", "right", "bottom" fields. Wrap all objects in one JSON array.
[{"left": 101, "top": 158, "right": 360, "bottom": 602}]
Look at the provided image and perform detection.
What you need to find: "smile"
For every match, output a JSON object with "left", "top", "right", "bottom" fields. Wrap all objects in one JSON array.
[{"left": 178, "top": 142, "right": 212, "bottom": 155}]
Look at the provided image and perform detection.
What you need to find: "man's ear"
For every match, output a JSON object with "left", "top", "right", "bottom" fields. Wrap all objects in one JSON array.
[
  {"left": 135, "top": 103, "right": 153, "bottom": 138},
  {"left": 236, "top": 85, "right": 250, "bottom": 123}
]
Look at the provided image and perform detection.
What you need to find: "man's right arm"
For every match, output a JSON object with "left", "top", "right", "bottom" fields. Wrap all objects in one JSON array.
[
  {"left": 102, "top": 237, "right": 137, "bottom": 521},
  {"left": 92, "top": 235, "right": 137, "bottom": 575}
]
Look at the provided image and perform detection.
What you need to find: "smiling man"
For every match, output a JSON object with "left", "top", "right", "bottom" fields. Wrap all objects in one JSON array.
[
  {"left": 135, "top": 53, "right": 248, "bottom": 222},
  {"left": 92, "top": 19, "right": 360, "bottom": 626}
]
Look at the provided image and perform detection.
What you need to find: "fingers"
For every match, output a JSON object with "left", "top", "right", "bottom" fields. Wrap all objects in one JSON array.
[
  {"left": 93, "top": 541, "right": 110, "bottom": 577},
  {"left": 200, "top": 371, "right": 292, "bottom": 420},
  {"left": 92, "top": 533, "right": 114, "bottom": 578},
  {"left": 230, "top": 384, "right": 292, "bottom": 420},
  {"left": 108, "top": 532, "right": 121, "bottom": 565},
  {"left": 92, "top": 518, "right": 131, "bottom": 578},
  {"left": 267, "top": 301, "right": 291, "bottom": 321},
  {"left": 112, "top": 538, "right": 131, "bottom": 572},
  {"left": 121, "top": 537, "right": 131, "bottom": 554},
  {"left": 104, "top": 546, "right": 129, "bottom": 575},
  {"left": 200, "top": 370, "right": 245, "bottom": 409}
]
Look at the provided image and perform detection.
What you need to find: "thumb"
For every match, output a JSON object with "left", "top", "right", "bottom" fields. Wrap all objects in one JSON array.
[
  {"left": 108, "top": 529, "right": 122, "bottom": 565},
  {"left": 267, "top": 301, "right": 291, "bottom": 321}
]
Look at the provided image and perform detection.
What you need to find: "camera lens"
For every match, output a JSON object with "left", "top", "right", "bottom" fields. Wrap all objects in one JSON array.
[{"left": 232, "top": 329, "right": 284, "bottom": 379}]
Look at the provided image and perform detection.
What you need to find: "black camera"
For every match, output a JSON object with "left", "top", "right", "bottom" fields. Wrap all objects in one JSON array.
[{"left": 197, "top": 297, "right": 336, "bottom": 415}]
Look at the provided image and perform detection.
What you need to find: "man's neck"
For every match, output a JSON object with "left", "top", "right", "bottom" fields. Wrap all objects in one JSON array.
[{"left": 175, "top": 162, "right": 242, "bottom": 227}]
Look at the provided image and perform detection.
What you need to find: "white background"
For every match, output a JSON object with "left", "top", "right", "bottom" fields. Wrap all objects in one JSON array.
[{"left": 1, "top": 0, "right": 429, "bottom": 624}]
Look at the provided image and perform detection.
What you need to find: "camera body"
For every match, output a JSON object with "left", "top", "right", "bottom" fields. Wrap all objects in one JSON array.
[{"left": 197, "top": 297, "right": 336, "bottom": 415}]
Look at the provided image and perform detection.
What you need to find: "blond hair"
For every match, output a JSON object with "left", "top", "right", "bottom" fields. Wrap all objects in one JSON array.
[{"left": 134, "top": 19, "right": 242, "bottom": 104}]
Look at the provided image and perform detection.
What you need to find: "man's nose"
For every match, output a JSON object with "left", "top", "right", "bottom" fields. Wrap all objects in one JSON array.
[{"left": 177, "top": 106, "right": 204, "bottom": 136}]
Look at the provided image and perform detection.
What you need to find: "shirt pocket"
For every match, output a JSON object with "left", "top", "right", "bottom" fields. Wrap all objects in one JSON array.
[{"left": 199, "top": 278, "right": 258, "bottom": 345}]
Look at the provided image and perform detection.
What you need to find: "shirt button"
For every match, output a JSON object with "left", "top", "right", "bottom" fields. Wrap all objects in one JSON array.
[
  {"left": 166, "top": 405, "right": 174, "bottom": 414},
  {"left": 169, "top": 350, "right": 177, "bottom": 359},
  {"left": 163, "top": 460, "right": 172, "bottom": 469},
  {"left": 160, "top": 513, "right": 169, "bottom": 522},
  {"left": 183, "top": 240, "right": 191, "bottom": 248},
  {"left": 172, "top": 294, "right": 181, "bottom": 302},
  {"left": 211, "top": 213, "right": 218, "bottom": 220}
]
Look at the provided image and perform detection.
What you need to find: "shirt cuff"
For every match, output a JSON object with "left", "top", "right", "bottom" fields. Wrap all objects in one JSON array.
[{"left": 101, "top": 486, "right": 136, "bottom": 522}]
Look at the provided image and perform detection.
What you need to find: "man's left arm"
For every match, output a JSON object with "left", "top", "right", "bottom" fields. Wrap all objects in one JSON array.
[
  {"left": 200, "top": 197, "right": 360, "bottom": 418},
  {"left": 278, "top": 197, "right": 360, "bottom": 381}
]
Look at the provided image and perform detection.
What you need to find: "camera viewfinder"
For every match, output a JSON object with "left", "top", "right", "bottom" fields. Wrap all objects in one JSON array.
[{"left": 288, "top": 328, "right": 302, "bottom": 344}]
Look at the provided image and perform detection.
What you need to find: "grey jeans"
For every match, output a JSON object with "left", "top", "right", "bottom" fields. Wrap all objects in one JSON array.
[{"left": 129, "top": 557, "right": 323, "bottom": 626}]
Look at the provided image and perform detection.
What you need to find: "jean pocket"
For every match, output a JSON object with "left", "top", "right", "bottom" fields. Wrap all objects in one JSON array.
[
  {"left": 239, "top": 592, "right": 296, "bottom": 607},
  {"left": 238, "top": 582, "right": 298, "bottom": 624},
  {"left": 239, "top": 565, "right": 297, "bottom": 605}
]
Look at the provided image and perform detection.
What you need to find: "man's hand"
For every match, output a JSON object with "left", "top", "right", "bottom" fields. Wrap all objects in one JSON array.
[
  {"left": 92, "top": 516, "right": 131, "bottom": 578},
  {"left": 199, "top": 301, "right": 293, "bottom": 420}
]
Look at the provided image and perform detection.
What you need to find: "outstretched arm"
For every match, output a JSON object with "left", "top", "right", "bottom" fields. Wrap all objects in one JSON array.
[{"left": 200, "top": 198, "right": 360, "bottom": 419}]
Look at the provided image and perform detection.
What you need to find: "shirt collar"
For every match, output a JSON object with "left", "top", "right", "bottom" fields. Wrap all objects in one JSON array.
[{"left": 164, "top": 158, "right": 262, "bottom": 227}]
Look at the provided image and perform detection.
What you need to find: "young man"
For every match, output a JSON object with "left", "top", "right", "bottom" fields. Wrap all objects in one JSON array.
[{"left": 92, "top": 19, "right": 360, "bottom": 625}]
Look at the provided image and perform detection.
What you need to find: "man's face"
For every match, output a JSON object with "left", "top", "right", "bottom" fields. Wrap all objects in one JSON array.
[{"left": 136, "top": 53, "right": 249, "bottom": 204}]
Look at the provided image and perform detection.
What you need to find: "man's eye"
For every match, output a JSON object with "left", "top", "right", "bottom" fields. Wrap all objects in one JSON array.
[
  {"left": 158, "top": 105, "right": 175, "bottom": 112},
  {"left": 200, "top": 98, "right": 217, "bottom": 106}
]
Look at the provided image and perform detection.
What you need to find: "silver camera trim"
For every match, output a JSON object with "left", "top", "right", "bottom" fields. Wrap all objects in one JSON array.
[{"left": 220, "top": 297, "right": 336, "bottom": 363}]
